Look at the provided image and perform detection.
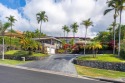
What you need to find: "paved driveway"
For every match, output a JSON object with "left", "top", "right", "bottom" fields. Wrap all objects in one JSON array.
[{"left": 20, "top": 54, "right": 79, "bottom": 75}]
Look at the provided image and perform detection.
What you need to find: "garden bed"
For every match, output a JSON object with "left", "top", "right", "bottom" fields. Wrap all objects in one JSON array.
[
  {"left": 1, "top": 50, "right": 49, "bottom": 61},
  {"left": 74, "top": 54, "right": 125, "bottom": 72}
]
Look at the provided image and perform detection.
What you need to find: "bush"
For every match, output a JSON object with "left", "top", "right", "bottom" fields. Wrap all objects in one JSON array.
[
  {"left": 120, "top": 40, "right": 125, "bottom": 59},
  {"left": 57, "top": 49, "right": 65, "bottom": 54}
]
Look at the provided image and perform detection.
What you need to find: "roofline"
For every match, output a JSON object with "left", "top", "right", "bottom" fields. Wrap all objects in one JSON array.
[{"left": 32, "top": 37, "right": 62, "bottom": 42}]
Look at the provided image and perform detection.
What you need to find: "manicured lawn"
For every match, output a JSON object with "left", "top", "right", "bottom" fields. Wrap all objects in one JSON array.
[
  {"left": 75, "top": 65, "right": 125, "bottom": 78},
  {"left": 0, "top": 59, "right": 29, "bottom": 65},
  {"left": 5, "top": 50, "right": 48, "bottom": 57},
  {"left": 77, "top": 54, "right": 125, "bottom": 62}
]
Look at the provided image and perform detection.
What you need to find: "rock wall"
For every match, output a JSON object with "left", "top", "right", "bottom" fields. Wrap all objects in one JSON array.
[
  {"left": 73, "top": 60, "right": 125, "bottom": 72},
  {"left": 0, "top": 55, "right": 46, "bottom": 61}
]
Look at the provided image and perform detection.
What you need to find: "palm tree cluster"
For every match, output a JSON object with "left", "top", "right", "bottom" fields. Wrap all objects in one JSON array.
[
  {"left": 62, "top": 19, "right": 93, "bottom": 55},
  {"left": 104, "top": 0, "right": 125, "bottom": 56}
]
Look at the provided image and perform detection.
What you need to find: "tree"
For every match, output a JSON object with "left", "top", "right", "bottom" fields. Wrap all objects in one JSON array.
[
  {"left": 116, "top": 0, "right": 125, "bottom": 57},
  {"left": 104, "top": 0, "right": 119, "bottom": 55},
  {"left": 0, "top": 21, "right": 11, "bottom": 60},
  {"left": 36, "top": 11, "right": 48, "bottom": 39},
  {"left": 70, "top": 22, "right": 79, "bottom": 38},
  {"left": 62, "top": 25, "right": 68, "bottom": 37},
  {"left": 20, "top": 37, "right": 42, "bottom": 55},
  {"left": 65, "top": 27, "right": 70, "bottom": 37},
  {"left": 81, "top": 18, "right": 93, "bottom": 55},
  {"left": 6, "top": 15, "right": 17, "bottom": 49},
  {"left": 88, "top": 41, "right": 102, "bottom": 58}
]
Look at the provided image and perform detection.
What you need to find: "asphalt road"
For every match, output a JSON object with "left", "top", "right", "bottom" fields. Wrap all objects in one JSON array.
[
  {"left": 0, "top": 65, "right": 108, "bottom": 83},
  {"left": 20, "top": 54, "right": 79, "bottom": 75}
]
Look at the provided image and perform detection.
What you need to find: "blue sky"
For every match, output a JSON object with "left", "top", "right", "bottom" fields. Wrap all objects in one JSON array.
[{"left": 0, "top": 0, "right": 26, "bottom": 9}]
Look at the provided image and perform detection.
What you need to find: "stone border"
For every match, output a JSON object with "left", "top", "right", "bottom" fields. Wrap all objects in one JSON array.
[
  {"left": 0, "top": 55, "right": 47, "bottom": 61},
  {"left": 73, "top": 60, "right": 125, "bottom": 72}
]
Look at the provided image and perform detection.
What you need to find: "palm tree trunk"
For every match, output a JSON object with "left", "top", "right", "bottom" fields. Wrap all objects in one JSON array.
[
  {"left": 10, "top": 23, "right": 12, "bottom": 50},
  {"left": 113, "top": 10, "right": 117, "bottom": 55},
  {"left": 118, "top": 10, "right": 122, "bottom": 57},
  {"left": 39, "top": 21, "right": 42, "bottom": 39},
  {"left": 84, "top": 27, "right": 87, "bottom": 55}
]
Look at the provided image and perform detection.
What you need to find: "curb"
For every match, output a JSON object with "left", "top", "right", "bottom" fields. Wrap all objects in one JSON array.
[{"left": 78, "top": 75, "right": 125, "bottom": 83}]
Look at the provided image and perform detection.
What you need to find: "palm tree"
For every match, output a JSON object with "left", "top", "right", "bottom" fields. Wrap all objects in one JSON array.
[
  {"left": 62, "top": 25, "right": 68, "bottom": 37},
  {"left": 70, "top": 22, "right": 79, "bottom": 38},
  {"left": 104, "top": 0, "right": 119, "bottom": 55},
  {"left": 88, "top": 41, "right": 102, "bottom": 58},
  {"left": 0, "top": 21, "right": 11, "bottom": 60},
  {"left": 117, "top": 0, "right": 125, "bottom": 57},
  {"left": 81, "top": 18, "right": 93, "bottom": 55},
  {"left": 6, "top": 15, "right": 17, "bottom": 49},
  {"left": 66, "top": 27, "right": 70, "bottom": 37},
  {"left": 36, "top": 11, "right": 48, "bottom": 39}
]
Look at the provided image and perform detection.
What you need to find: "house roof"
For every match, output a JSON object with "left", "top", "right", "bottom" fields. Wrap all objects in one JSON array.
[
  {"left": 55, "top": 37, "right": 91, "bottom": 40},
  {"left": 33, "top": 37, "right": 62, "bottom": 42}
]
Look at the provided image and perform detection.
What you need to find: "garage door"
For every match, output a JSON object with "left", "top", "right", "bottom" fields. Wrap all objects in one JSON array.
[{"left": 47, "top": 47, "right": 55, "bottom": 54}]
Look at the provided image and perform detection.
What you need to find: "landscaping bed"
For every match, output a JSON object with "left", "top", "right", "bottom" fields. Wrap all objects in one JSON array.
[
  {"left": 74, "top": 54, "right": 125, "bottom": 72},
  {"left": 1, "top": 50, "right": 49, "bottom": 61}
]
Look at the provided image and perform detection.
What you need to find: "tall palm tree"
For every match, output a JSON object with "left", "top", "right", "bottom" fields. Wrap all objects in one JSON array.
[
  {"left": 81, "top": 18, "right": 93, "bottom": 55},
  {"left": 6, "top": 15, "right": 17, "bottom": 49},
  {"left": 62, "top": 25, "right": 68, "bottom": 37},
  {"left": 0, "top": 21, "right": 11, "bottom": 60},
  {"left": 117, "top": 0, "right": 125, "bottom": 57},
  {"left": 104, "top": 0, "right": 119, "bottom": 55},
  {"left": 70, "top": 22, "right": 79, "bottom": 38},
  {"left": 36, "top": 11, "right": 48, "bottom": 39}
]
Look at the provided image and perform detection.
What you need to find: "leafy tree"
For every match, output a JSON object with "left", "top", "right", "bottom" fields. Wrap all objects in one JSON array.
[
  {"left": 20, "top": 37, "right": 42, "bottom": 55},
  {"left": 6, "top": 15, "right": 17, "bottom": 48},
  {"left": 36, "top": 11, "right": 48, "bottom": 38}
]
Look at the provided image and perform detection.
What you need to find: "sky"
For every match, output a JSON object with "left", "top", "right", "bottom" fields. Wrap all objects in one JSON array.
[{"left": 0, "top": 0, "right": 125, "bottom": 38}]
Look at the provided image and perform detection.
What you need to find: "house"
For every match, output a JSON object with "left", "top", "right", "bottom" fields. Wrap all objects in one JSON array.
[{"left": 33, "top": 37, "right": 62, "bottom": 54}]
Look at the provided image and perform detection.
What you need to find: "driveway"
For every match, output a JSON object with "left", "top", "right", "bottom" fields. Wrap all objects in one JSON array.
[{"left": 20, "top": 54, "right": 79, "bottom": 75}]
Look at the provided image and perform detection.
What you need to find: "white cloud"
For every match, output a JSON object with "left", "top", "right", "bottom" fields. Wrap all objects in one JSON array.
[{"left": 1, "top": 0, "right": 123, "bottom": 38}]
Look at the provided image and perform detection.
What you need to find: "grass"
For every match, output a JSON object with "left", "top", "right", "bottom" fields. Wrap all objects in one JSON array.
[
  {"left": 32, "top": 53, "right": 48, "bottom": 57},
  {"left": 5, "top": 50, "right": 48, "bottom": 57},
  {"left": 0, "top": 59, "right": 29, "bottom": 65},
  {"left": 75, "top": 65, "right": 125, "bottom": 78},
  {"left": 77, "top": 54, "right": 125, "bottom": 62}
]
